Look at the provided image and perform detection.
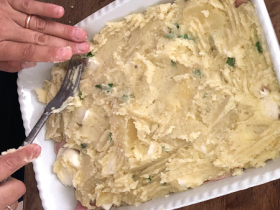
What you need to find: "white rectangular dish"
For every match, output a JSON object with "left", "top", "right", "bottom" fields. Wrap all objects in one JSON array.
[{"left": 17, "top": 0, "right": 280, "bottom": 210}]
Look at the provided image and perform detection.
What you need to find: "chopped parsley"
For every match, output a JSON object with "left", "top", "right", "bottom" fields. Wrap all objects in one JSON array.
[
  {"left": 184, "top": 34, "right": 189, "bottom": 39},
  {"left": 78, "top": 91, "right": 86, "bottom": 101},
  {"left": 165, "top": 34, "right": 174, "bottom": 39},
  {"left": 81, "top": 143, "right": 87, "bottom": 149},
  {"left": 226, "top": 57, "right": 235, "bottom": 67},
  {"left": 193, "top": 70, "right": 202, "bottom": 78},
  {"left": 106, "top": 84, "right": 113, "bottom": 93},
  {"left": 171, "top": 60, "right": 177, "bottom": 67},
  {"left": 175, "top": 23, "right": 180, "bottom": 29},
  {"left": 147, "top": 176, "right": 152, "bottom": 182},
  {"left": 162, "top": 182, "right": 167, "bottom": 186},
  {"left": 204, "top": 92, "right": 208, "bottom": 98},
  {"left": 121, "top": 94, "right": 134, "bottom": 103},
  {"left": 108, "top": 132, "right": 112, "bottom": 142},
  {"left": 256, "top": 41, "right": 263, "bottom": 53},
  {"left": 95, "top": 84, "right": 114, "bottom": 93},
  {"left": 162, "top": 146, "right": 169, "bottom": 152},
  {"left": 178, "top": 34, "right": 192, "bottom": 40},
  {"left": 95, "top": 84, "right": 102, "bottom": 89},
  {"left": 86, "top": 52, "right": 95, "bottom": 57},
  {"left": 121, "top": 95, "right": 129, "bottom": 103}
]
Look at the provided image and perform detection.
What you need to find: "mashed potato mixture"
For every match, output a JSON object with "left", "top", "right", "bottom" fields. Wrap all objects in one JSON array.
[{"left": 36, "top": 0, "right": 280, "bottom": 208}]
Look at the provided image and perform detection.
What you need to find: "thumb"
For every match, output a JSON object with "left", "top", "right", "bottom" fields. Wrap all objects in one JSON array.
[{"left": 0, "top": 144, "right": 41, "bottom": 181}]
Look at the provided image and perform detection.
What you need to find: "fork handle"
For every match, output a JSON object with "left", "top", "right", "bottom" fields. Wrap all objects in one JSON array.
[{"left": 22, "top": 110, "right": 51, "bottom": 146}]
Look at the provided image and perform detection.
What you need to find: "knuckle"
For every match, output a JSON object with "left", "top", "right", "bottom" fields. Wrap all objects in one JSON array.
[
  {"left": 21, "top": 0, "right": 32, "bottom": 11},
  {"left": 0, "top": 42, "right": 6, "bottom": 55},
  {"left": 59, "top": 25, "right": 68, "bottom": 36},
  {"left": 41, "top": 3, "right": 48, "bottom": 14},
  {"left": 35, "top": 34, "right": 48, "bottom": 45},
  {"left": 5, "top": 62, "right": 20, "bottom": 72},
  {"left": 4, "top": 157, "right": 18, "bottom": 170},
  {"left": 0, "top": 17, "right": 12, "bottom": 41},
  {"left": 0, "top": 28, "right": 8, "bottom": 41},
  {"left": 22, "top": 44, "right": 36, "bottom": 59},
  {"left": 34, "top": 17, "right": 47, "bottom": 31}
]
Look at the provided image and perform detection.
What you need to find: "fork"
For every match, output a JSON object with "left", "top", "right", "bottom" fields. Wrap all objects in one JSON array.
[{"left": 22, "top": 58, "right": 84, "bottom": 146}]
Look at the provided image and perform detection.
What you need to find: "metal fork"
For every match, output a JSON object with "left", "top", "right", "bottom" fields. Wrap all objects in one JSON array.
[
  {"left": 22, "top": 58, "right": 84, "bottom": 146},
  {"left": 0, "top": 59, "right": 84, "bottom": 185}
]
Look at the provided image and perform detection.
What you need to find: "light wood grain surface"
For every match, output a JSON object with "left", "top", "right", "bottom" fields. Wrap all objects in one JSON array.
[{"left": 23, "top": 0, "right": 280, "bottom": 209}]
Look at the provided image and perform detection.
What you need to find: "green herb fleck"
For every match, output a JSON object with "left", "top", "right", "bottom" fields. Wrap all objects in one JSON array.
[
  {"left": 95, "top": 84, "right": 102, "bottom": 89},
  {"left": 78, "top": 91, "right": 86, "bottom": 101},
  {"left": 204, "top": 92, "right": 208, "bottom": 98},
  {"left": 193, "top": 70, "right": 202, "bottom": 78},
  {"left": 256, "top": 41, "right": 263, "bottom": 53},
  {"left": 86, "top": 52, "right": 95, "bottom": 57},
  {"left": 162, "top": 146, "right": 169, "bottom": 152},
  {"left": 162, "top": 182, "right": 167, "bottom": 186},
  {"left": 81, "top": 143, "right": 87, "bottom": 149},
  {"left": 108, "top": 132, "right": 112, "bottom": 142},
  {"left": 122, "top": 95, "right": 129, "bottom": 102},
  {"left": 95, "top": 84, "right": 113, "bottom": 92},
  {"left": 132, "top": 174, "right": 135, "bottom": 180},
  {"left": 175, "top": 23, "right": 180, "bottom": 29},
  {"left": 106, "top": 84, "right": 113, "bottom": 93},
  {"left": 226, "top": 57, "right": 235, "bottom": 67},
  {"left": 179, "top": 34, "right": 193, "bottom": 40},
  {"left": 171, "top": 60, "right": 177, "bottom": 67},
  {"left": 165, "top": 34, "right": 174, "bottom": 39},
  {"left": 147, "top": 176, "right": 152, "bottom": 182}
]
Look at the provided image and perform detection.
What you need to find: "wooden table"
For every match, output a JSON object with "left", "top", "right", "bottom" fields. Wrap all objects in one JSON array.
[{"left": 23, "top": 0, "right": 280, "bottom": 209}]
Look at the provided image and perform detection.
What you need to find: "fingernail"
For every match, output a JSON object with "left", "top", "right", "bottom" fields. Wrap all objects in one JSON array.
[
  {"left": 77, "top": 42, "right": 90, "bottom": 53},
  {"left": 21, "top": 62, "right": 37, "bottom": 69},
  {"left": 54, "top": 6, "right": 64, "bottom": 16},
  {"left": 32, "top": 144, "right": 41, "bottom": 157},
  {"left": 58, "top": 46, "right": 72, "bottom": 59},
  {"left": 73, "top": 28, "right": 87, "bottom": 41}
]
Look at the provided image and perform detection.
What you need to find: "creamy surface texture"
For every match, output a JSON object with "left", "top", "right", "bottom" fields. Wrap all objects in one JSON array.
[{"left": 36, "top": 0, "right": 280, "bottom": 208}]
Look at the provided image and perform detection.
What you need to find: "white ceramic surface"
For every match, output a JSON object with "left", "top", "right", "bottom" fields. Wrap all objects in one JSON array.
[{"left": 17, "top": 0, "right": 280, "bottom": 210}]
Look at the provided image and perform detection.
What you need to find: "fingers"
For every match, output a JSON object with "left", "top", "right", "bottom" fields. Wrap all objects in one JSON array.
[
  {"left": 76, "top": 201, "right": 100, "bottom": 210},
  {"left": 76, "top": 201, "right": 88, "bottom": 210},
  {"left": 30, "top": 16, "right": 87, "bottom": 42},
  {"left": 5, "top": 201, "right": 18, "bottom": 210},
  {"left": 9, "top": 0, "right": 64, "bottom": 18},
  {"left": 0, "top": 144, "right": 41, "bottom": 181},
  {"left": 0, "top": 41, "right": 73, "bottom": 62},
  {"left": 0, "top": 61, "right": 37, "bottom": 72},
  {"left": 13, "top": 14, "right": 87, "bottom": 42},
  {"left": 0, "top": 178, "right": 24, "bottom": 210},
  {"left": 9, "top": 28, "right": 90, "bottom": 55},
  {"left": 54, "top": 139, "right": 66, "bottom": 155},
  {"left": 235, "top": 0, "right": 248, "bottom": 7}
]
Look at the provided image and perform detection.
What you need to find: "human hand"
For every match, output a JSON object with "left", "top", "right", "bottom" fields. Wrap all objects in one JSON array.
[
  {"left": 0, "top": 0, "right": 90, "bottom": 72},
  {"left": 0, "top": 144, "right": 41, "bottom": 210},
  {"left": 76, "top": 201, "right": 88, "bottom": 210},
  {"left": 76, "top": 201, "right": 100, "bottom": 210}
]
